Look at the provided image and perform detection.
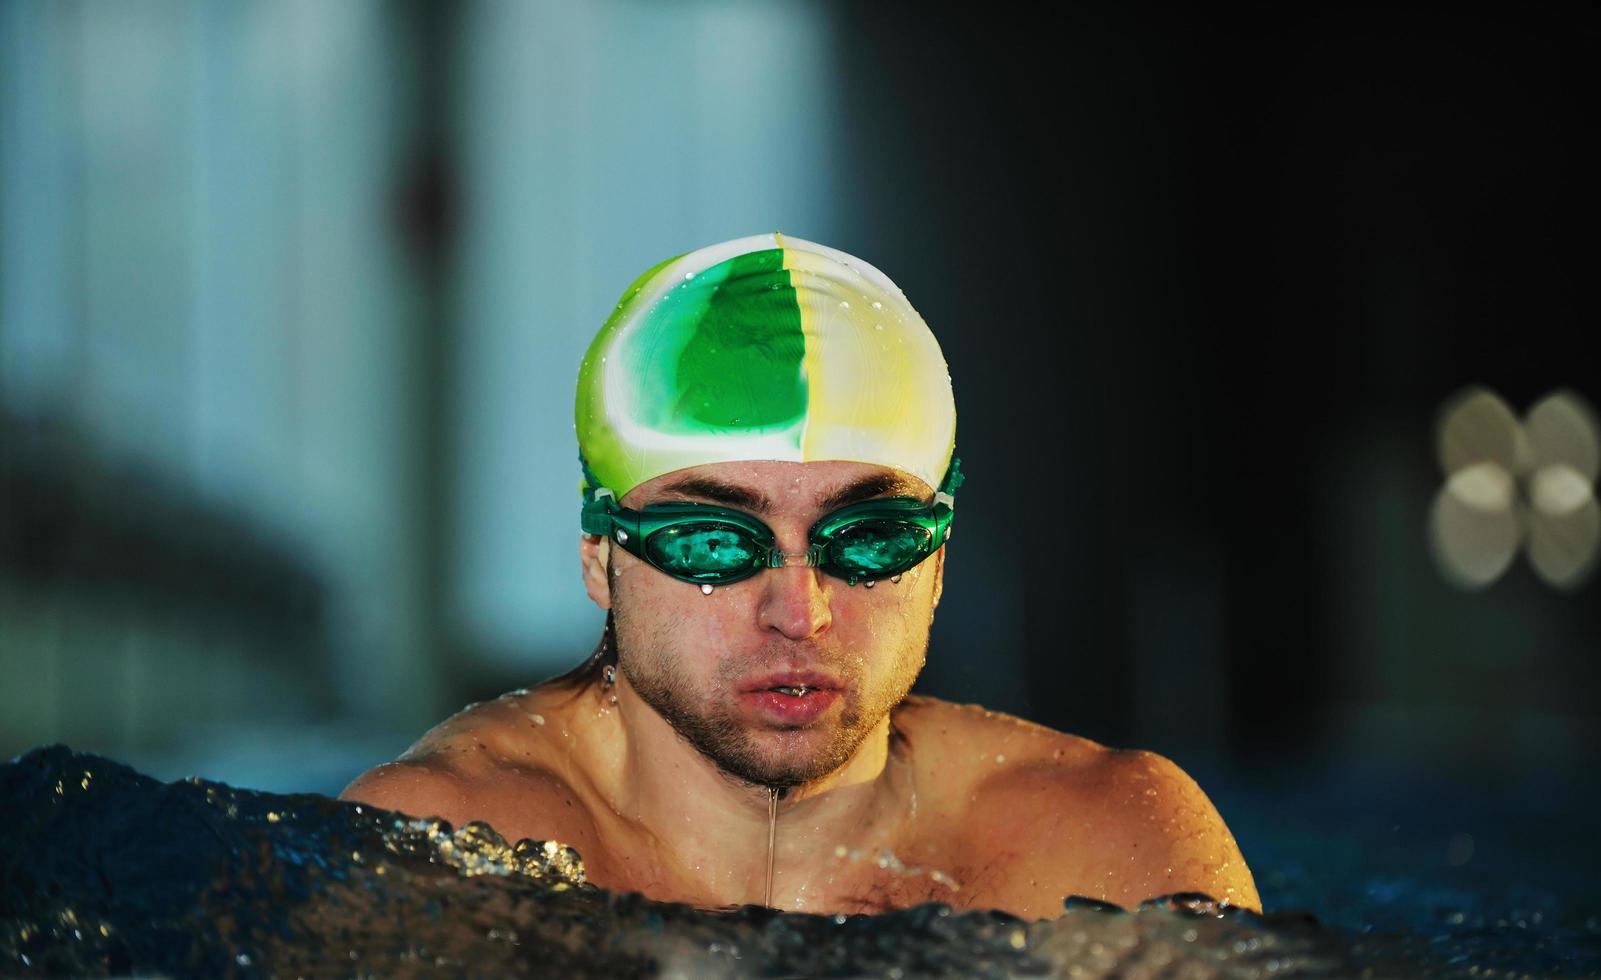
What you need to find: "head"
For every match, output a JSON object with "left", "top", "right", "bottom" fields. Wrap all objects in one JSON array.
[
  {"left": 569, "top": 233, "right": 959, "bottom": 789},
  {"left": 580, "top": 459, "right": 946, "bottom": 788}
]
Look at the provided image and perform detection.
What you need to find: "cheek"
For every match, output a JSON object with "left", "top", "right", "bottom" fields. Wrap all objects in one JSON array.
[
  {"left": 616, "top": 570, "right": 745, "bottom": 668},
  {"left": 834, "top": 567, "right": 937, "bottom": 642}
]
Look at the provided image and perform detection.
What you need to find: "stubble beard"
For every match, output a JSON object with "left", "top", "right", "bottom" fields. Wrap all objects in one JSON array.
[{"left": 610, "top": 581, "right": 928, "bottom": 790}]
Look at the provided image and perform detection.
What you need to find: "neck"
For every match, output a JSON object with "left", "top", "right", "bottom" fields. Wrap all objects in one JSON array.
[{"left": 583, "top": 670, "right": 908, "bottom": 907}]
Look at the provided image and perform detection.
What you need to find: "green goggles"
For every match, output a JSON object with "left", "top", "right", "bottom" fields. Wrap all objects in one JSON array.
[{"left": 579, "top": 459, "right": 962, "bottom": 587}]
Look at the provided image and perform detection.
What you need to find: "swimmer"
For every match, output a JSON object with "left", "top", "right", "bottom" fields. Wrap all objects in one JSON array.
[{"left": 342, "top": 234, "right": 1260, "bottom": 919}]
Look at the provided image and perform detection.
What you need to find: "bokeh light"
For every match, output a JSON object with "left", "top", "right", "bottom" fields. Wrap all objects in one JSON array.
[
  {"left": 1526, "top": 494, "right": 1600, "bottom": 590},
  {"left": 1525, "top": 390, "right": 1600, "bottom": 483},
  {"left": 1430, "top": 387, "right": 1601, "bottom": 591},
  {"left": 1429, "top": 482, "right": 1522, "bottom": 589},
  {"left": 1435, "top": 387, "right": 1526, "bottom": 477}
]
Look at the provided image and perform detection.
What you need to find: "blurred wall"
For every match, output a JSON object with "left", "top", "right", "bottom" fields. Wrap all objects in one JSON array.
[{"left": 1, "top": 0, "right": 433, "bottom": 789}]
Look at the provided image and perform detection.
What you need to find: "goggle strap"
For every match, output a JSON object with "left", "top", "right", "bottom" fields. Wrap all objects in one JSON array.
[
  {"left": 935, "top": 455, "right": 961, "bottom": 544},
  {"left": 937, "top": 455, "right": 964, "bottom": 496},
  {"left": 579, "top": 464, "right": 614, "bottom": 531},
  {"left": 578, "top": 453, "right": 607, "bottom": 500}
]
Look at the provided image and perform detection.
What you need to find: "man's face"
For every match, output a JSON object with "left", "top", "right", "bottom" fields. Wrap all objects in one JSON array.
[{"left": 598, "top": 459, "right": 945, "bottom": 788}]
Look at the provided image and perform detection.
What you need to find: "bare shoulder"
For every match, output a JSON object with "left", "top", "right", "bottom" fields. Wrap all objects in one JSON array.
[
  {"left": 339, "top": 687, "right": 599, "bottom": 850},
  {"left": 895, "top": 696, "right": 1260, "bottom": 918},
  {"left": 891, "top": 695, "right": 1108, "bottom": 774}
]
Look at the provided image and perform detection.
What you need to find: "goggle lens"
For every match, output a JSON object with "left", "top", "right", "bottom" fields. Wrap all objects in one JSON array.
[
  {"left": 636, "top": 517, "right": 933, "bottom": 584},
  {"left": 644, "top": 522, "right": 762, "bottom": 581},
  {"left": 827, "top": 521, "right": 931, "bottom": 576}
]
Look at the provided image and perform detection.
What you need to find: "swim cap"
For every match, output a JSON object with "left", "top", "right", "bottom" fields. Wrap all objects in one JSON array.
[{"left": 575, "top": 233, "right": 956, "bottom": 502}]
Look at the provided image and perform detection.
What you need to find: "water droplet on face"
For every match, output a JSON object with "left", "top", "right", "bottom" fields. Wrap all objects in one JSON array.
[
  {"left": 890, "top": 574, "right": 903, "bottom": 584},
  {"left": 615, "top": 528, "right": 629, "bottom": 543},
  {"left": 700, "top": 583, "right": 714, "bottom": 595},
  {"left": 863, "top": 580, "right": 876, "bottom": 588}
]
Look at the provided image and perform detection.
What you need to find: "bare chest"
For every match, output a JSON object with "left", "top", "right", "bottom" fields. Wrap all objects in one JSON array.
[
  {"left": 575, "top": 824, "right": 985, "bottom": 917},
  {"left": 789, "top": 855, "right": 973, "bottom": 915}
]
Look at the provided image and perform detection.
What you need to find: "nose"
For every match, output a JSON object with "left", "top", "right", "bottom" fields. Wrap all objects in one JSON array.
[{"left": 756, "top": 564, "right": 833, "bottom": 640}]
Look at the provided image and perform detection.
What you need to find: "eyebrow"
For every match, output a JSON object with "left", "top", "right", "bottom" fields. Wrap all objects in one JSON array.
[
  {"left": 816, "top": 473, "right": 929, "bottom": 512},
  {"left": 651, "top": 472, "right": 928, "bottom": 515},
  {"left": 653, "top": 477, "right": 775, "bottom": 514}
]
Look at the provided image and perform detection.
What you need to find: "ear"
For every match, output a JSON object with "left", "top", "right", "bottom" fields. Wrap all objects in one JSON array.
[{"left": 579, "top": 534, "right": 612, "bottom": 610}]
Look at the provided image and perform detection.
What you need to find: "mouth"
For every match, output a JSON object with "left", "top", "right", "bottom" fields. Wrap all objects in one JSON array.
[{"left": 739, "top": 673, "right": 844, "bottom": 725}]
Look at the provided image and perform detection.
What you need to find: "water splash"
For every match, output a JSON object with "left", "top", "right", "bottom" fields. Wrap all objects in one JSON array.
[{"left": 832, "top": 845, "right": 962, "bottom": 893}]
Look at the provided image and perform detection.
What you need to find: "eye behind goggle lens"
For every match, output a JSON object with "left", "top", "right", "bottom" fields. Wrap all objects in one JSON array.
[
  {"left": 827, "top": 521, "right": 931, "bottom": 578},
  {"left": 645, "top": 522, "right": 762, "bottom": 582}
]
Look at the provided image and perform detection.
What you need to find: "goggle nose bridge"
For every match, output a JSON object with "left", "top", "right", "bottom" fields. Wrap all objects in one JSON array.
[{"left": 761, "top": 543, "right": 827, "bottom": 569}]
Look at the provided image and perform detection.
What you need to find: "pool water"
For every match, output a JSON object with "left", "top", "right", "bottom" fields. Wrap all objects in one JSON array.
[
  {"left": 2, "top": 746, "right": 1597, "bottom": 977},
  {"left": 1203, "top": 759, "right": 1601, "bottom": 977}
]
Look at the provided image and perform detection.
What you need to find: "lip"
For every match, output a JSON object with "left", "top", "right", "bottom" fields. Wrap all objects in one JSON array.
[
  {"left": 738, "top": 688, "right": 842, "bottom": 725},
  {"left": 737, "top": 671, "right": 845, "bottom": 726},
  {"left": 740, "top": 671, "right": 843, "bottom": 694}
]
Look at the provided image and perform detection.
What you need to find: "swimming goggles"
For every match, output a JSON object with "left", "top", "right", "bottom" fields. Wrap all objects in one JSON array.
[{"left": 580, "top": 458, "right": 963, "bottom": 587}]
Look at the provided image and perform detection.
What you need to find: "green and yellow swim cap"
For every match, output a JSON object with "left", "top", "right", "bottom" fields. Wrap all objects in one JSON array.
[{"left": 575, "top": 233, "right": 956, "bottom": 501}]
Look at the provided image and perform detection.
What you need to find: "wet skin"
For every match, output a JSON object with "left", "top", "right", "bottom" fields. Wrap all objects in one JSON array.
[{"left": 343, "top": 460, "right": 1261, "bottom": 920}]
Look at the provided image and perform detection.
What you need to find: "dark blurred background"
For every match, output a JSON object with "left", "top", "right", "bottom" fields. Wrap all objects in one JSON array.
[{"left": 3, "top": 1, "right": 1599, "bottom": 911}]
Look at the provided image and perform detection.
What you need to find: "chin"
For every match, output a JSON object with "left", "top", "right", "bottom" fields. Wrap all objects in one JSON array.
[{"left": 735, "top": 727, "right": 865, "bottom": 785}]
